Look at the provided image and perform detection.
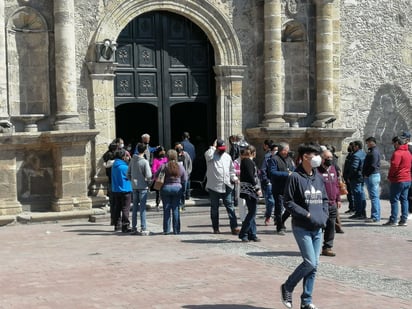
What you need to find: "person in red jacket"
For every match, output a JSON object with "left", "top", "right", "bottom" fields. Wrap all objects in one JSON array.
[{"left": 383, "top": 136, "right": 412, "bottom": 226}]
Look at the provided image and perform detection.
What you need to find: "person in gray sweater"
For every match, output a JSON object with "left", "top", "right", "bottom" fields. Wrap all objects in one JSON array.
[{"left": 127, "top": 143, "right": 152, "bottom": 235}]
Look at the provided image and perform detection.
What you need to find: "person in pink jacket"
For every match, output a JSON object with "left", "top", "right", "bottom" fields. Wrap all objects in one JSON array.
[
  {"left": 151, "top": 146, "right": 168, "bottom": 209},
  {"left": 383, "top": 136, "right": 412, "bottom": 226}
]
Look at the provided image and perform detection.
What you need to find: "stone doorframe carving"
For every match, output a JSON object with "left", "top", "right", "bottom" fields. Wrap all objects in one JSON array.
[{"left": 87, "top": 0, "right": 245, "bottom": 197}]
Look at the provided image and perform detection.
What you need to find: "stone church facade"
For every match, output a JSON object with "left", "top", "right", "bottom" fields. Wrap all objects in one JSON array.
[{"left": 0, "top": 0, "right": 410, "bottom": 219}]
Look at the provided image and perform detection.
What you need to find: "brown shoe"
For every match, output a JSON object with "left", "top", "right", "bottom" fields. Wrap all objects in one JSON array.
[
  {"left": 231, "top": 227, "right": 240, "bottom": 235},
  {"left": 322, "top": 248, "right": 336, "bottom": 257}
]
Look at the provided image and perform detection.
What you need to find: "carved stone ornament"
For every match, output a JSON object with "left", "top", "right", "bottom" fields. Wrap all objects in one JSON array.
[{"left": 286, "top": 0, "right": 300, "bottom": 16}]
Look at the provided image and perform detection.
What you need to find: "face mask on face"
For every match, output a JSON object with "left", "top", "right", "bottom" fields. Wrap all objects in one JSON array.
[
  {"left": 324, "top": 159, "right": 333, "bottom": 167},
  {"left": 119, "top": 143, "right": 124, "bottom": 149},
  {"left": 176, "top": 148, "right": 183, "bottom": 153},
  {"left": 310, "top": 155, "right": 322, "bottom": 168}
]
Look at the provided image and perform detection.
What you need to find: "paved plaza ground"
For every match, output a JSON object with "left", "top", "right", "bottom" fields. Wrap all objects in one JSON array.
[{"left": 0, "top": 198, "right": 411, "bottom": 309}]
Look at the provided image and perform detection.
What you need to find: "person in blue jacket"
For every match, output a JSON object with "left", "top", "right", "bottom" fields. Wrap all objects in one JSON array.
[
  {"left": 348, "top": 140, "right": 367, "bottom": 219},
  {"left": 111, "top": 149, "right": 132, "bottom": 232},
  {"left": 280, "top": 143, "right": 329, "bottom": 309}
]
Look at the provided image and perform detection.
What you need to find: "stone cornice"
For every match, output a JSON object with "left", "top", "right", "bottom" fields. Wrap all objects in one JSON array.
[
  {"left": 314, "top": 0, "right": 334, "bottom": 5},
  {"left": 86, "top": 61, "right": 117, "bottom": 76}
]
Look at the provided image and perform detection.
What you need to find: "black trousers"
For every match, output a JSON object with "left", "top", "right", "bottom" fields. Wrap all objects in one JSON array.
[
  {"left": 273, "top": 193, "right": 290, "bottom": 232},
  {"left": 323, "top": 204, "right": 337, "bottom": 249},
  {"left": 113, "top": 192, "right": 131, "bottom": 230}
]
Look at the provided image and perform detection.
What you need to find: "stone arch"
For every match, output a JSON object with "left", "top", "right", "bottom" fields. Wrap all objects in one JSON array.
[
  {"left": 91, "top": 0, "right": 243, "bottom": 66},
  {"left": 87, "top": 1, "right": 246, "bottom": 191}
]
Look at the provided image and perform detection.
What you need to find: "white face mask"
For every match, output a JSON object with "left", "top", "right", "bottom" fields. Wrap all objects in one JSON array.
[{"left": 310, "top": 155, "right": 322, "bottom": 168}]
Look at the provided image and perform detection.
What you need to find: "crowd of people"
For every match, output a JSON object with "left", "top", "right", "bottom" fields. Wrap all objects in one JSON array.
[
  {"left": 103, "top": 132, "right": 195, "bottom": 235},
  {"left": 103, "top": 130, "right": 411, "bottom": 309}
]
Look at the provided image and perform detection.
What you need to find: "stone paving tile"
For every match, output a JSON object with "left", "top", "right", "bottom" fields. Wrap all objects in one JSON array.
[{"left": 0, "top": 199, "right": 411, "bottom": 308}]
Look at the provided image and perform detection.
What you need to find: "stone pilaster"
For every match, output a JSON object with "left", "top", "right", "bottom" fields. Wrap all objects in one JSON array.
[
  {"left": 214, "top": 65, "right": 246, "bottom": 140},
  {"left": 262, "top": 0, "right": 287, "bottom": 127},
  {"left": 86, "top": 61, "right": 117, "bottom": 200},
  {"left": 0, "top": 0, "right": 8, "bottom": 121},
  {"left": 53, "top": 0, "right": 81, "bottom": 130},
  {"left": 51, "top": 131, "right": 99, "bottom": 211},
  {"left": 0, "top": 150, "right": 22, "bottom": 215},
  {"left": 312, "top": 0, "right": 336, "bottom": 127}
]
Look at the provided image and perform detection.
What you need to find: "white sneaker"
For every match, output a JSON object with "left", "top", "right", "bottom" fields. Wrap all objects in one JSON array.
[
  {"left": 139, "top": 230, "right": 150, "bottom": 236},
  {"left": 301, "top": 304, "right": 318, "bottom": 309}
]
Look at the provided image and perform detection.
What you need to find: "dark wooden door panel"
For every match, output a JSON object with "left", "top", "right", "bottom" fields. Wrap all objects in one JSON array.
[{"left": 115, "top": 11, "right": 214, "bottom": 147}]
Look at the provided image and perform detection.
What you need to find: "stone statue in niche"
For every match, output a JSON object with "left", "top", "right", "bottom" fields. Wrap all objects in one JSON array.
[{"left": 20, "top": 153, "right": 53, "bottom": 199}]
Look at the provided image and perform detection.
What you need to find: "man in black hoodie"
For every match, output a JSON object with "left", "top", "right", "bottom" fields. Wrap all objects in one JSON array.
[{"left": 280, "top": 143, "right": 329, "bottom": 309}]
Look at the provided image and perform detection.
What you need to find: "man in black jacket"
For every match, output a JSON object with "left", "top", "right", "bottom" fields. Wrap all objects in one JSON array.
[
  {"left": 363, "top": 137, "right": 381, "bottom": 222},
  {"left": 268, "top": 142, "right": 295, "bottom": 235}
]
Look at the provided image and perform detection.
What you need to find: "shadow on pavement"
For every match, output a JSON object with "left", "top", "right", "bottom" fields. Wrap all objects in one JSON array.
[
  {"left": 181, "top": 239, "right": 236, "bottom": 244},
  {"left": 182, "top": 305, "right": 272, "bottom": 309},
  {"left": 247, "top": 251, "right": 300, "bottom": 257}
]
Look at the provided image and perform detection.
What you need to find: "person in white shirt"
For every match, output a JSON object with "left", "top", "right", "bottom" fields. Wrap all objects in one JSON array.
[{"left": 205, "top": 139, "right": 240, "bottom": 235}]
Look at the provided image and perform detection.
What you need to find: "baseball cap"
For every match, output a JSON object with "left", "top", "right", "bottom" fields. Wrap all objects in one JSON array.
[
  {"left": 216, "top": 139, "right": 226, "bottom": 151},
  {"left": 401, "top": 131, "right": 411, "bottom": 139}
]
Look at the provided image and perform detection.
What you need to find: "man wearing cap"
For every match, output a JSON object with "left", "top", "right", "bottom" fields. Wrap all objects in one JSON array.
[{"left": 204, "top": 138, "right": 240, "bottom": 235}]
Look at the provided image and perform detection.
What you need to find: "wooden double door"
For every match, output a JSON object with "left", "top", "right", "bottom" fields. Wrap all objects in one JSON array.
[{"left": 114, "top": 11, "right": 216, "bottom": 153}]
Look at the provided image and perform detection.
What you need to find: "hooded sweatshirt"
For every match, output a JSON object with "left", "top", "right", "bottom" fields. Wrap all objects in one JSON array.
[
  {"left": 127, "top": 155, "right": 152, "bottom": 190},
  {"left": 111, "top": 159, "right": 132, "bottom": 193},
  {"left": 388, "top": 144, "right": 412, "bottom": 183},
  {"left": 284, "top": 165, "right": 329, "bottom": 230}
]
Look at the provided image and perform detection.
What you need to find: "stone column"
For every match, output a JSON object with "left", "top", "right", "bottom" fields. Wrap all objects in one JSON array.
[
  {"left": 312, "top": 0, "right": 336, "bottom": 127},
  {"left": 86, "top": 61, "right": 117, "bottom": 201},
  {"left": 0, "top": 0, "right": 8, "bottom": 121},
  {"left": 53, "top": 0, "right": 81, "bottom": 130},
  {"left": 262, "top": 0, "right": 286, "bottom": 127},
  {"left": 214, "top": 65, "right": 246, "bottom": 140}
]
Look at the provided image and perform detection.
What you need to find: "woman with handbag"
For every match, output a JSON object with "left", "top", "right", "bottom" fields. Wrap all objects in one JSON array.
[
  {"left": 238, "top": 145, "right": 262, "bottom": 242},
  {"left": 155, "top": 149, "right": 187, "bottom": 234}
]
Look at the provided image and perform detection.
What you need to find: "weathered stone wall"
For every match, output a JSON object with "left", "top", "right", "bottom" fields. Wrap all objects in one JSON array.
[{"left": 340, "top": 0, "right": 412, "bottom": 156}]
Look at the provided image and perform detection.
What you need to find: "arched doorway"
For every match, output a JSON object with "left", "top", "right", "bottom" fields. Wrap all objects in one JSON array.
[{"left": 114, "top": 11, "right": 216, "bottom": 152}]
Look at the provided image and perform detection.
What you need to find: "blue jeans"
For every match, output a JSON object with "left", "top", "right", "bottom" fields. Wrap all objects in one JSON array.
[
  {"left": 209, "top": 186, "right": 238, "bottom": 231},
  {"left": 239, "top": 196, "right": 257, "bottom": 240},
  {"left": 180, "top": 181, "right": 187, "bottom": 208},
  {"left": 185, "top": 179, "right": 191, "bottom": 199},
  {"left": 365, "top": 174, "right": 381, "bottom": 220},
  {"left": 132, "top": 189, "right": 148, "bottom": 230},
  {"left": 389, "top": 181, "right": 411, "bottom": 223},
  {"left": 284, "top": 225, "right": 322, "bottom": 306},
  {"left": 351, "top": 181, "right": 366, "bottom": 216},
  {"left": 263, "top": 183, "right": 275, "bottom": 219},
  {"left": 161, "top": 185, "right": 182, "bottom": 234}
]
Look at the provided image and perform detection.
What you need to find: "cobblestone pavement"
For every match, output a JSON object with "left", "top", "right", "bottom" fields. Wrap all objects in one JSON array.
[{"left": 0, "top": 198, "right": 411, "bottom": 309}]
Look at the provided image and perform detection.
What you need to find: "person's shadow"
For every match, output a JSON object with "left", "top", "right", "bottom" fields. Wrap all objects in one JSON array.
[{"left": 182, "top": 305, "right": 272, "bottom": 309}]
